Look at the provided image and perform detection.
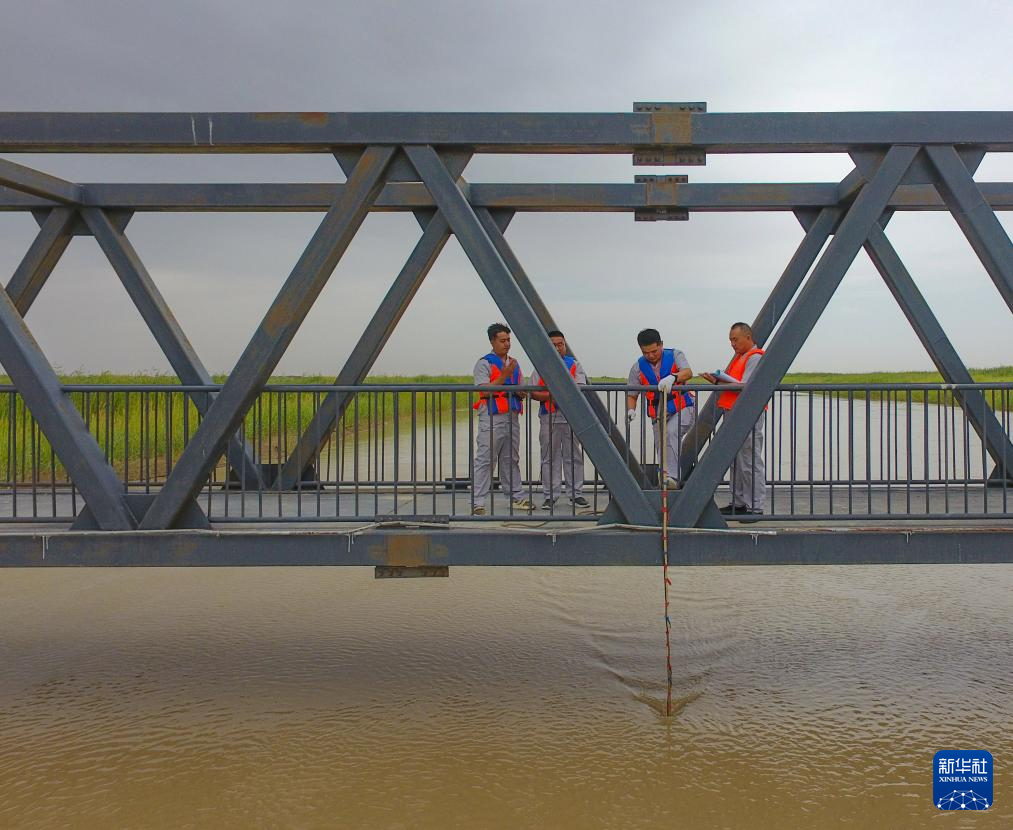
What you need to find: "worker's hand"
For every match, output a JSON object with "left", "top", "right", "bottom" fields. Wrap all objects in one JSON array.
[
  {"left": 657, "top": 374, "right": 676, "bottom": 394},
  {"left": 503, "top": 356, "right": 518, "bottom": 375},
  {"left": 626, "top": 408, "right": 637, "bottom": 424},
  {"left": 700, "top": 372, "right": 717, "bottom": 384}
]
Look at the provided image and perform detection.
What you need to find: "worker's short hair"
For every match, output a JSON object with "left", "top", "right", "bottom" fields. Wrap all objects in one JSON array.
[
  {"left": 637, "top": 328, "right": 662, "bottom": 348},
  {"left": 547, "top": 329, "right": 565, "bottom": 339},
  {"left": 730, "top": 322, "right": 753, "bottom": 337},
  {"left": 487, "top": 323, "right": 511, "bottom": 342}
]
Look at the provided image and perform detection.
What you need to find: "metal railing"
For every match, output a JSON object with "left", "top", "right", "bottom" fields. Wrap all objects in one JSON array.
[{"left": 0, "top": 382, "right": 1009, "bottom": 524}]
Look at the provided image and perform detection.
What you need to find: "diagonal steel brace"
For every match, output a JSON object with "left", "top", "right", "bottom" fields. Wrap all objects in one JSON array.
[
  {"left": 678, "top": 206, "right": 843, "bottom": 484},
  {"left": 82, "top": 207, "right": 265, "bottom": 488},
  {"left": 861, "top": 219, "right": 1013, "bottom": 476},
  {"left": 474, "top": 206, "right": 649, "bottom": 488},
  {"left": 0, "top": 282, "right": 135, "bottom": 529},
  {"left": 5, "top": 207, "right": 77, "bottom": 315},
  {"left": 405, "top": 144, "right": 657, "bottom": 525},
  {"left": 138, "top": 146, "right": 396, "bottom": 529},
  {"left": 276, "top": 210, "right": 452, "bottom": 488},
  {"left": 669, "top": 145, "right": 919, "bottom": 527},
  {"left": 924, "top": 145, "right": 1013, "bottom": 313}
]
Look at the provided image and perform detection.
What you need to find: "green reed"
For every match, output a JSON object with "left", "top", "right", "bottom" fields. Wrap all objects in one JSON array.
[
  {"left": 0, "top": 374, "right": 477, "bottom": 482},
  {"left": 0, "top": 370, "right": 1009, "bottom": 483}
]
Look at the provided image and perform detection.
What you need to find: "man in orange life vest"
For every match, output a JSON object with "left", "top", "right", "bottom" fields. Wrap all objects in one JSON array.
[
  {"left": 529, "top": 330, "right": 591, "bottom": 511},
  {"left": 701, "top": 322, "right": 766, "bottom": 516},
  {"left": 626, "top": 328, "right": 697, "bottom": 489},
  {"left": 472, "top": 323, "right": 535, "bottom": 515}
]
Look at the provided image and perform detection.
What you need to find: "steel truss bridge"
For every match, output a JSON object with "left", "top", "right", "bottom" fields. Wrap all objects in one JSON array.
[{"left": 0, "top": 105, "right": 1010, "bottom": 567}]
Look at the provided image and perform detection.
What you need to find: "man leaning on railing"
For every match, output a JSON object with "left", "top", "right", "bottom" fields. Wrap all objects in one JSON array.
[{"left": 626, "top": 327, "right": 697, "bottom": 489}]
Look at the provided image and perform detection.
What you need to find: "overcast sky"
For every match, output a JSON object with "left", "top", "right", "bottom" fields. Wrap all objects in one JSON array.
[{"left": 1, "top": 0, "right": 1011, "bottom": 377}]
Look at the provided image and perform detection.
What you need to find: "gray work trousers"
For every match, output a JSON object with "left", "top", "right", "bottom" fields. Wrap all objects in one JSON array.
[
  {"left": 538, "top": 415, "right": 582, "bottom": 499},
  {"left": 474, "top": 410, "right": 524, "bottom": 507},
  {"left": 652, "top": 405, "right": 697, "bottom": 483},
  {"left": 729, "top": 413, "right": 766, "bottom": 510}
]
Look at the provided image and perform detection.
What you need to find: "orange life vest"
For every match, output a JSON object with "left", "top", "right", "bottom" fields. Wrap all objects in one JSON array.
[
  {"left": 638, "top": 349, "right": 694, "bottom": 418},
  {"left": 717, "top": 347, "right": 765, "bottom": 410},
  {"left": 537, "top": 356, "right": 578, "bottom": 415},
  {"left": 474, "top": 353, "right": 523, "bottom": 414}
]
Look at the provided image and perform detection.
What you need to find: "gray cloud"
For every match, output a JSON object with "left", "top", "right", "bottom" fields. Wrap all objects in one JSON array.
[{"left": 1, "top": 0, "right": 1012, "bottom": 377}]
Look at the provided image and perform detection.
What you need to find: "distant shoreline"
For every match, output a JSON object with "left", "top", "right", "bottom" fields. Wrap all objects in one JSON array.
[
  {"left": 1, "top": 368, "right": 1007, "bottom": 476},
  {"left": 3, "top": 367, "right": 1011, "bottom": 385}
]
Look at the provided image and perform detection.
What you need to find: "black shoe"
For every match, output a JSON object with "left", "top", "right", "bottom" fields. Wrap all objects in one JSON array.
[
  {"left": 541, "top": 497, "right": 556, "bottom": 510},
  {"left": 719, "top": 503, "right": 747, "bottom": 515},
  {"left": 570, "top": 496, "right": 591, "bottom": 509},
  {"left": 723, "top": 506, "right": 764, "bottom": 520}
]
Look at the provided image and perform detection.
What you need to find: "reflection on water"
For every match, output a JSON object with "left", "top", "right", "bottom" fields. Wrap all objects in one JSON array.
[{"left": 0, "top": 566, "right": 1010, "bottom": 828}]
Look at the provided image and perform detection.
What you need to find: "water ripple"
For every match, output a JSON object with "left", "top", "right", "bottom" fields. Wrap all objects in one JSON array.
[{"left": 0, "top": 565, "right": 1009, "bottom": 828}]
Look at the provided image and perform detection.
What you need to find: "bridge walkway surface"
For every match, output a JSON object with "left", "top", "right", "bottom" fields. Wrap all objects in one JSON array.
[{"left": 1, "top": 483, "right": 1009, "bottom": 567}]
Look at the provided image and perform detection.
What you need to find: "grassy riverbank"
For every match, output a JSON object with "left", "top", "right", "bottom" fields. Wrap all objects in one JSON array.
[
  {"left": 1, "top": 369, "right": 1009, "bottom": 482},
  {"left": 0, "top": 374, "right": 472, "bottom": 482},
  {"left": 764, "top": 366, "right": 1013, "bottom": 385},
  {"left": 4, "top": 366, "right": 1010, "bottom": 386}
]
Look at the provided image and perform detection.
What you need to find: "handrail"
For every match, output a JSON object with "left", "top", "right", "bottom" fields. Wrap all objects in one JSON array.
[{"left": 0, "top": 381, "right": 1009, "bottom": 393}]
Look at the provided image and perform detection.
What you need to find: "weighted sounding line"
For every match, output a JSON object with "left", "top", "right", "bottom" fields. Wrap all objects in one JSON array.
[{"left": 659, "top": 390, "right": 673, "bottom": 718}]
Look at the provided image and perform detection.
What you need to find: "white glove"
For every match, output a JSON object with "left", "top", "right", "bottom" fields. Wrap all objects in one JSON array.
[
  {"left": 657, "top": 374, "right": 676, "bottom": 394},
  {"left": 626, "top": 408, "right": 637, "bottom": 424}
]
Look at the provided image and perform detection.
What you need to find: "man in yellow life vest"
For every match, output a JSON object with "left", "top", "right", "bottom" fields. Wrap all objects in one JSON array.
[
  {"left": 472, "top": 323, "right": 535, "bottom": 516},
  {"left": 701, "top": 322, "right": 766, "bottom": 516},
  {"left": 529, "top": 330, "right": 591, "bottom": 512},
  {"left": 626, "top": 328, "right": 697, "bottom": 489}
]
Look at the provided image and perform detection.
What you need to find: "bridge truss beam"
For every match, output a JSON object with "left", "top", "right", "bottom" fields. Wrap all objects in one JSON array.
[
  {"left": 0, "top": 527, "right": 1009, "bottom": 567},
  {"left": 0, "top": 108, "right": 1009, "bottom": 532},
  {"left": 0, "top": 110, "right": 1011, "bottom": 153}
]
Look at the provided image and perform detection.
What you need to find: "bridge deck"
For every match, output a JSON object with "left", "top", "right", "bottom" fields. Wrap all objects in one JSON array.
[
  {"left": 1, "top": 483, "right": 1009, "bottom": 566},
  {"left": 2, "top": 481, "right": 1009, "bottom": 523}
]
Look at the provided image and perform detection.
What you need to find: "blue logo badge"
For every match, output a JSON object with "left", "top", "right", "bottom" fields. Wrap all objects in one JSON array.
[{"left": 934, "top": 750, "right": 992, "bottom": 810}]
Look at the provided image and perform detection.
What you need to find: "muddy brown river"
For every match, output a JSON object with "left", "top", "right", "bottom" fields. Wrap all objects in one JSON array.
[{"left": 1, "top": 565, "right": 1010, "bottom": 828}]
